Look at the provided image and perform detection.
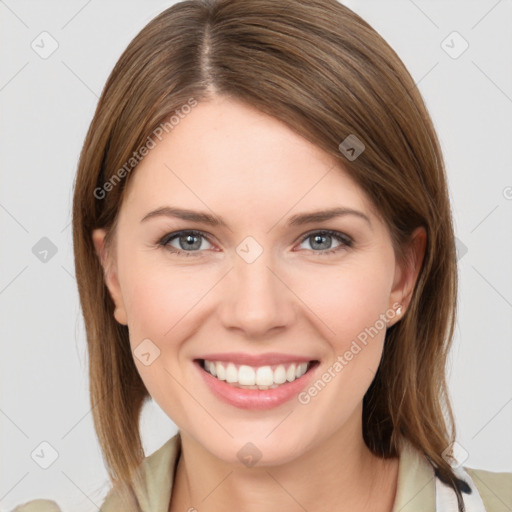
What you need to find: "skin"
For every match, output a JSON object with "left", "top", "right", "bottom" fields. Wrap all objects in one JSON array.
[{"left": 93, "top": 95, "right": 426, "bottom": 512}]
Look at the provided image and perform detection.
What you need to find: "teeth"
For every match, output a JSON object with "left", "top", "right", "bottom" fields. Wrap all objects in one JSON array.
[
  {"left": 256, "top": 366, "right": 273, "bottom": 386},
  {"left": 226, "top": 363, "right": 237, "bottom": 383},
  {"left": 274, "top": 365, "right": 287, "bottom": 384},
  {"left": 216, "top": 362, "right": 226, "bottom": 380},
  {"left": 239, "top": 365, "right": 256, "bottom": 385},
  {"left": 286, "top": 364, "right": 296, "bottom": 382},
  {"left": 296, "top": 363, "right": 308, "bottom": 378},
  {"left": 202, "top": 360, "right": 312, "bottom": 389}
]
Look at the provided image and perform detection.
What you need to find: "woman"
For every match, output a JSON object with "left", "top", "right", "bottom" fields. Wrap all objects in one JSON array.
[{"left": 13, "top": 0, "right": 511, "bottom": 511}]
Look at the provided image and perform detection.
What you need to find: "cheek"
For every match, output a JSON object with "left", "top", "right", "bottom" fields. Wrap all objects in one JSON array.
[
  {"left": 118, "top": 261, "right": 207, "bottom": 418},
  {"left": 295, "top": 257, "right": 393, "bottom": 351},
  {"left": 118, "top": 252, "right": 221, "bottom": 385},
  {"left": 122, "top": 267, "right": 198, "bottom": 345},
  {"left": 292, "top": 261, "right": 393, "bottom": 425}
]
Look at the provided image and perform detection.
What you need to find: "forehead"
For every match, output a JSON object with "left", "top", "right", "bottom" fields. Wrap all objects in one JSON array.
[{"left": 121, "top": 97, "right": 375, "bottom": 225}]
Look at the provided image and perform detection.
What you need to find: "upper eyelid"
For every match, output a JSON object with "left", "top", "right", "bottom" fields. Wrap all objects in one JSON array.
[{"left": 299, "top": 229, "right": 352, "bottom": 242}]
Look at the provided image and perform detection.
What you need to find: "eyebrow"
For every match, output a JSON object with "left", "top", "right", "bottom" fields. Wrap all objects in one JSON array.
[{"left": 140, "top": 206, "right": 372, "bottom": 229}]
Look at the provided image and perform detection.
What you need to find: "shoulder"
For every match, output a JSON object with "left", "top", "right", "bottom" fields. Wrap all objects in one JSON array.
[
  {"left": 10, "top": 432, "right": 181, "bottom": 512},
  {"left": 465, "top": 467, "right": 512, "bottom": 512},
  {"left": 10, "top": 434, "right": 181, "bottom": 512},
  {"left": 100, "top": 432, "right": 181, "bottom": 511},
  {"left": 10, "top": 499, "right": 62, "bottom": 512}
]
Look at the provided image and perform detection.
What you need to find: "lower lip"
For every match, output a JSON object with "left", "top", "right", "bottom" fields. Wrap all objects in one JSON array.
[{"left": 195, "top": 360, "right": 319, "bottom": 410}]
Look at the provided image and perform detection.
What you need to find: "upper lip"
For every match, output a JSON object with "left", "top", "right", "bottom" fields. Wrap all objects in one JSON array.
[{"left": 195, "top": 352, "right": 317, "bottom": 367}]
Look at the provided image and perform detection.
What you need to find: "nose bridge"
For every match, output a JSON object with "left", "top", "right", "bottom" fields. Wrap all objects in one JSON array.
[
  {"left": 219, "top": 237, "right": 294, "bottom": 336},
  {"left": 236, "top": 249, "right": 276, "bottom": 298}
]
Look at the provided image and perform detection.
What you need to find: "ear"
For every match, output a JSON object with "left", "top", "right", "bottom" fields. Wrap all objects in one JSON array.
[
  {"left": 92, "top": 228, "right": 128, "bottom": 325},
  {"left": 388, "top": 226, "right": 426, "bottom": 323}
]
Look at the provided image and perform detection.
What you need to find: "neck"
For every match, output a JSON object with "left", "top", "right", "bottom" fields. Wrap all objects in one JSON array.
[{"left": 169, "top": 410, "right": 399, "bottom": 512}]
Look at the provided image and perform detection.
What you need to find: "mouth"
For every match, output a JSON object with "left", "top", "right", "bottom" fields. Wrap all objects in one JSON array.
[
  {"left": 197, "top": 359, "right": 318, "bottom": 390},
  {"left": 193, "top": 356, "right": 320, "bottom": 410}
]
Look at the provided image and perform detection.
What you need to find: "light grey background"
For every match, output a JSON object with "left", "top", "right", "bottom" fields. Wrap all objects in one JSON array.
[{"left": 1, "top": 0, "right": 511, "bottom": 510}]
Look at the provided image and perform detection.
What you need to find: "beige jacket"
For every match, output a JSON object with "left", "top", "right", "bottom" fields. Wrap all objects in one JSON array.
[{"left": 12, "top": 433, "right": 512, "bottom": 512}]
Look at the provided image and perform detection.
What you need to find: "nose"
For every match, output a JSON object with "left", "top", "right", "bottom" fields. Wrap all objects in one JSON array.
[{"left": 217, "top": 249, "right": 296, "bottom": 339}]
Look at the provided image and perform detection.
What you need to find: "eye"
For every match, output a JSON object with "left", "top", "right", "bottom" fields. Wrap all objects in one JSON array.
[
  {"left": 158, "top": 230, "right": 214, "bottom": 257},
  {"left": 157, "top": 229, "right": 353, "bottom": 258},
  {"left": 296, "top": 230, "right": 353, "bottom": 255}
]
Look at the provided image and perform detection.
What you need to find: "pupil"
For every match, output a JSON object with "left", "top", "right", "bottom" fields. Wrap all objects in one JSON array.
[
  {"left": 312, "top": 234, "right": 330, "bottom": 250},
  {"left": 181, "top": 234, "right": 200, "bottom": 250}
]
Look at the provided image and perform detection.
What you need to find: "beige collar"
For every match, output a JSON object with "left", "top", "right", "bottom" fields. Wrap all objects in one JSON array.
[{"left": 391, "top": 438, "right": 436, "bottom": 511}]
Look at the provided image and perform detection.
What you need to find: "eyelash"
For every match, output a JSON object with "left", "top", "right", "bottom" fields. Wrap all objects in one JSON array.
[{"left": 157, "top": 229, "right": 353, "bottom": 258}]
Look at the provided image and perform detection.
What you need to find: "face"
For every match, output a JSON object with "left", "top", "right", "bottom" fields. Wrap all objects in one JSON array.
[{"left": 93, "top": 96, "right": 421, "bottom": 467}]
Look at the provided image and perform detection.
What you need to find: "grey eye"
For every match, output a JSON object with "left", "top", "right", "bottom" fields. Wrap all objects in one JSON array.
[{"left": 163, "top": 231, "right": 213, "bottom": 252}]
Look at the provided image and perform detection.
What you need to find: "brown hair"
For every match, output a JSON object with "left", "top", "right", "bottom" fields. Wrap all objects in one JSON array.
[{"left": 72, "top": 0, "right": 462, "bottom": 508}]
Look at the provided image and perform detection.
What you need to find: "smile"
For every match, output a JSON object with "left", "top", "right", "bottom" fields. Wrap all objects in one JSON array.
[
  {"left": 201, "top": 359, "right": 313, "bottom": 390},
  {"left": 194, "top": 355, "right": 320, "bottom": 410}
]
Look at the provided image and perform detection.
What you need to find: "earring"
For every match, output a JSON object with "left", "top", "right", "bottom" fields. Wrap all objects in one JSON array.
[{"left": 396, "top": 305, "right": 403, "bottom": 316}]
